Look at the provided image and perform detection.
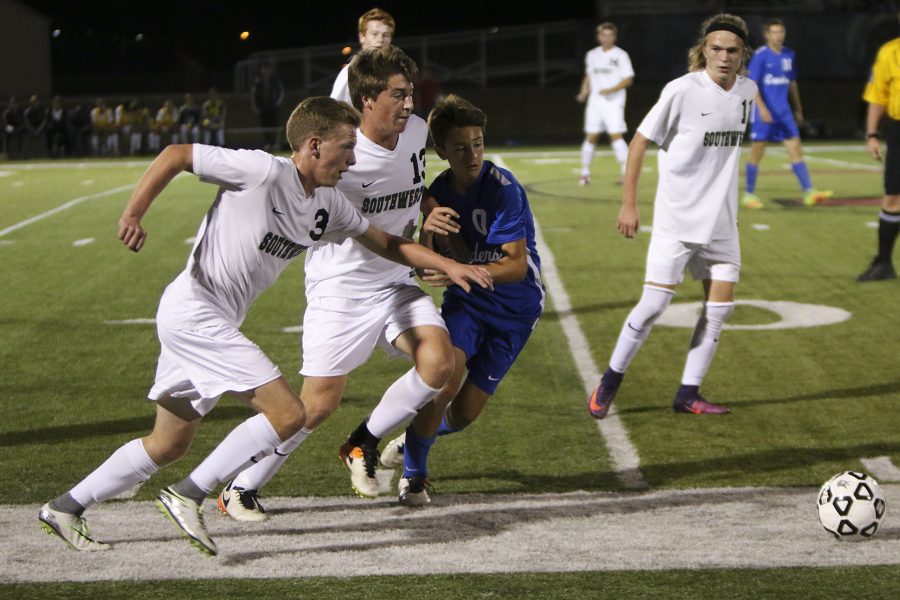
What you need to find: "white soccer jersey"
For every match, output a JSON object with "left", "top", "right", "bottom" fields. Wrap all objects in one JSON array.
[
  {"left": 157, "top": 145, "right": 368, "bottom": 328},
  {"left": 585, "top": 46, "right": 634, "bottom": 108},
  {"left": 637, "top": 70, "right": 757, "bottom": 244},
  {"left": 330, "top": 65, "right": 352, "bottom": 105},
  {"left": 304, "top": 115, "right": 428, "bottom": 298}
]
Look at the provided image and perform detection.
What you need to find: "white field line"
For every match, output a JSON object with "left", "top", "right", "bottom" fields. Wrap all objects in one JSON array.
[
  {"left": 490, "top": 145, "right": 869, "bottom": 160},
  {"left": 5, "top": 484, "right": 898, "bottom": 581},
  {"left": 1, "top": 159, "right": 153, "bottom": 170},
  {"left": 493, "top": 154, "right": 646, "bottom": 490},
  {"left": 0, "top": 184, "right": 136, "bottom": 238}
]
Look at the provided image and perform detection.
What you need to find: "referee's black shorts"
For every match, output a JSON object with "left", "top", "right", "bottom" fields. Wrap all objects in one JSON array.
[{"left": 886, "top": 117, "right": 900, "bottom": 195}]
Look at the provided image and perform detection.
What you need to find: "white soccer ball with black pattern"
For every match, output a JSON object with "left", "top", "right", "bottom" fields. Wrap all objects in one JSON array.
[{"left": 817, "top": 471, "right": 886, "bottom": 539}]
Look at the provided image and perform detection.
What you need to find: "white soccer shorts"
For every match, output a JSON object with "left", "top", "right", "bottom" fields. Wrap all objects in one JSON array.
[
  {"left": 584, "top": 99, "right": 627, "bottom": 135},
  {"left": 148, "top": 321, "right": 282, "bottom": 417},
  {"left": 644, "top": 235, "right": 741, "bottom": 286},
  {"left": 300, "top": 284, "right": 447, "bottom": 377}
]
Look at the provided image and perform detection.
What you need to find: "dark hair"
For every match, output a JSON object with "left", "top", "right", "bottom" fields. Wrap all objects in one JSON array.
[
  {"left": 347, "top": 46, "right": 419, "bottom": 111},
  {"left": 427, "top": 94, "right": 487, "bottom": 148}
]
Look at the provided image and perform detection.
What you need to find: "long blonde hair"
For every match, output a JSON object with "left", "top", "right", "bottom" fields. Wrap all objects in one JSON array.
[{"left": 687, "top": 13, "right": 752, "bottom": 75}]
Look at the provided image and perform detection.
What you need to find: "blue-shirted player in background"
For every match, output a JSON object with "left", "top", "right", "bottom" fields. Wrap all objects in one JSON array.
[
  {"left": 742, "top": 18, "right": 832, "bottom": 209},
  {"left": 378, "top": 94, "right": 545, "bottom": 506}
]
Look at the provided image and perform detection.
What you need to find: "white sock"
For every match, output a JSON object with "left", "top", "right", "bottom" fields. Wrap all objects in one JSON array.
[
  {"left": 187, "top": 413, "right": 282, "bottom": 495},
  {"left": 609, "top": 285, "right": 675, "bottom": 373},
  {"left": 681, "top": 302, "right": 734, "bottom": 385},
  {"left": 580, "top": 141, "right": 595, "bottom": 176},
  {"left": 366, "top": 367, "right": 442, "bottom": 438},
  {"left": 232, "top": 427, "right": 314, "bottom": 490},
  {"left": 69, "top": 439, "right": 159, "bottom": 509},
  {"left": 612, "top": 138, "right": 629, "bottom": 175}
]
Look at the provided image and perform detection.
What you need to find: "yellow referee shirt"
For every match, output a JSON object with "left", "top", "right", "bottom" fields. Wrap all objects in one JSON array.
[{"left": 864, "top": 37, "right": 900, "bottom": 120}]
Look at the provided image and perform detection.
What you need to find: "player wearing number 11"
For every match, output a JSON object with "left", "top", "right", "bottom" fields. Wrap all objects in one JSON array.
[{"left": 588, "top": 14, "right": 757, "bottom": 419}]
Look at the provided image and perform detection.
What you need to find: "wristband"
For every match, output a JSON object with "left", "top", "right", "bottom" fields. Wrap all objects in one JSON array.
[{"left": 867, "top": 133, "right": 880, "bottom": 139}]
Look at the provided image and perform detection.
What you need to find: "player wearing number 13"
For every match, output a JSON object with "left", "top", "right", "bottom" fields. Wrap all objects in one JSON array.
[{"left": 588, "top": 14, "right": 757, "bottom": 419}]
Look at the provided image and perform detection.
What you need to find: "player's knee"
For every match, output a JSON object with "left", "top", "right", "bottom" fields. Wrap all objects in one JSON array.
[
  {"left": 271, "top": 400, "right": 306, "bottom": 439},
  {"left": 144, "top": 435, "right": 192, "bottom": 466},
  {"left": 416, "top": 347, "right": 455, "bottom": 388},
  {"left": 632, "top": 284, "right": 675, "bottom": 327}
]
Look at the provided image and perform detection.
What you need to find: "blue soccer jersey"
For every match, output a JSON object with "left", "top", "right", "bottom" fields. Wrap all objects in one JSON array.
[
  {"left": 748, "top": 45, "right": 797, "bottom": 123},
  {"left": 429, "top": 160, "right": 545, "bottom": 327}
]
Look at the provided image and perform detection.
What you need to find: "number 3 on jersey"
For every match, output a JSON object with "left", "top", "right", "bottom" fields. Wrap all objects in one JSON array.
[{"left": 410, "top": 148, "right": 426, "bottom": 184}]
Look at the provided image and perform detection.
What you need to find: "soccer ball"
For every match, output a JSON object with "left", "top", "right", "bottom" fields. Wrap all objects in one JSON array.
[{"left": 817, "top": 471, "right": 886, "bottom": 539}]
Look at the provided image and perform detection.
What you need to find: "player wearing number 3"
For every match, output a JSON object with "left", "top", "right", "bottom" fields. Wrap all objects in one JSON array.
[{"left": 588, "top": 14, "right": 757, "bottom": 419}]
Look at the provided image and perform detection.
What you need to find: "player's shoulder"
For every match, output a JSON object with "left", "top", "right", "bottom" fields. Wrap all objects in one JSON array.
[
  {"left": 735, "top": 74, "right": 758, "bottom": 97},
  {"left": 878, "top": 37, "right": 900, "bottom": 57},
  {"left": 753, "top": 45, "right": 768, "bottom": 56}
]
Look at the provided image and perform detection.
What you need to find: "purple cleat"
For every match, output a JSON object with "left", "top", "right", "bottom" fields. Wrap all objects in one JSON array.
[
  {"left": 673, "top": 394, "right": 730, "bottom": 415},
  {"left": 588, "top": 371, "right": 623, "bottom": 419}
]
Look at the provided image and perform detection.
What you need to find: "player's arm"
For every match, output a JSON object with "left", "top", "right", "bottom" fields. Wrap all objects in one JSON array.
[
  {"left": 355, "top": 224, "right": 492, "bottom": 293},
  {"left": 602, "top": 76, "right": 634, "bottom": 95},
  {"left": 788, "top": 81, "right": 804, "bottom": 126},
  {"left": 755, "top": 92, "right": 773, "bottom": 123},
  {"left": 618, "top": 132, "right": 650, "bottom": 239},
  {"left": 866, "top": 101, "right": 887, "bottom": 161},
  {"left": 118, "top": 144, "right": 194, "bottom": 252},
  {"left": 576, "top": 74, "right": 590, "bottom": 103}
]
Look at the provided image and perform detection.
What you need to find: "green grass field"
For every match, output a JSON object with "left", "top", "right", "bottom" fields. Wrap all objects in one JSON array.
[{"left": 1, "top": 144, "right": 899, "bottom": 597}]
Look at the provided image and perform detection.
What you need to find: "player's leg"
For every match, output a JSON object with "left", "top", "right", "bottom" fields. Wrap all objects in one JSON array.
[
  {"left": 673, "top": 242, "right": 739, "bottom": 415},
  {"left": 39, "top": 398, "right": 201, "bottom": 552},
  {"left": 860, "top": 122, "right": 900, "bottom": 281},
  {"left": 580, "top": 101, "right": 601, "bottom": 185},
  {"left": 589, "top": 236, "right": 690, "bottom": 418},
  {"left": 606, "top": 105, "right": 629, "bottom": 183},
  {"left": 743, "top": 141, "right": 767, "bottom": 209}
]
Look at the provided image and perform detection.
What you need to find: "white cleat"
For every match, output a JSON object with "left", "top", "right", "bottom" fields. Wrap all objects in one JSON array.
[
  {"left": 339, "top": 442, "right": 380, "bottom": 498},
  {"left": 578, "top": 175, "right": 591, "bottom": 186},
  {"left": 218, "top": 480, "right": 268, "bottom": 522},
  {"left": 38, "top": 503, "right": 110, "bottom": 551},
  {"left": 398, "top": 476, "right": 433, "bottom": 507},
  {"left": 156, "top": 487, "right": 218, "bottom": 556},
  {"left": 379, "top": 433, "right": 406, "bottom": 469}
]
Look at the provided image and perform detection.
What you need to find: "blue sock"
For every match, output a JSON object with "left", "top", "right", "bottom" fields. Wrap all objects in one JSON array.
[
  {"left": 745, "top": 163, "right": 758, "bottom": 194},
  {"left": 791, "top": 161, "right": 813, "bottom": 192},
  {"left": 437, "top": 414, "right": 462, "bottom": 436},
  {"left": 402, "top": 426, "right": 436, "bottom": 479}
]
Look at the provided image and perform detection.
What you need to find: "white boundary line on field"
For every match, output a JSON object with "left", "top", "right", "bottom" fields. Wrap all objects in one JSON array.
[
  {"left": 0, "top": 184, "right": 137, "bottom": 238},
  {"left": 493, "top": 154, "right": 646, "bottom": 489}
]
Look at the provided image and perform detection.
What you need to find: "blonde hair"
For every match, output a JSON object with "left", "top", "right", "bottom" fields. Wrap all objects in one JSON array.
[
  {"left": 285, "top": 97, "right": 360, "bottom": 152},
  {"left": 427, "top": 94, "right": 487, "bottom": 148},
  {"left": 596, "top": 22, "right": 617, "bottom": 34},
  {"left": 358, "top": 7, "right": 395, "bottom": 35},
  {"left": 687, "top": 13, "right": 751, "bottom": 75}
]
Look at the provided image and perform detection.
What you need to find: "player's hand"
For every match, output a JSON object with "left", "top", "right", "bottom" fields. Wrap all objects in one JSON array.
[
  {"left": 617, "top": 204, "right": 640, "bottom": 239},
  {"left": 444, "top": 263, "right": 493, "bottom": 293},
  {"left": 424, "top": 206, "right": 460, "bottom": 236},
  {"left": 418, "top": 268, "right": 452, "bottom": 287},
  {"left": 868, "top": 136, "right": 883, "bottom": 162},
  {"left": 575, "top": 92, "right": 587, "bottom": 104},
  {"left": 760, "top": 106, "right": 773, "bottom": 123},
  {"left": 118, "top": 214, "right": 147, "bottom": 252},
  {"left": 794, "top": 109, "right": 804, "bottom": 127}
]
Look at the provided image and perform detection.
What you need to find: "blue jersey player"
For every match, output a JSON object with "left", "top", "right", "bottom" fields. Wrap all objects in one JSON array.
[
  {"left": 743, "top": 18, "right": 831, "bottom": 209},
  {"left": 377, "top": 94, "right": 545, "bottom": 506}
]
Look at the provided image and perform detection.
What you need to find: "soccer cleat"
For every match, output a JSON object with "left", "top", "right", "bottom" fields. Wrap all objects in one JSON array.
[
  {"left": 742, "top": 193, "right": 763, "bottom": 209},
  {"left": 587, "top": 372, "right": 621, "bottom": 419},
  {"left": 155, "top": 487, "right": 217, "bottom": 556},
  {"left": 856, "top": 257, "right": 897, "bottom": 282},
  {"left": 398, "top": 475, "right": 433, "bottom": 507},
  {"left": 217, "top": 480, "right": 268, "bottom": 522},
  {"left": 803, "top": 189, "right": 833, "bottom": 206},
  {"left": 578, "top": 175, "right": 591, "bottom": 186},
  {"left": 339, "top": 442, "right": 381, "bottom": 498},
  {"left": 673, "top": 394, "right": 730, "bottom": 415},
  {"left": 38, "top": 503, "right": 110, "bottom": 551},
  {"left": 379, "top": 433, "right": 406, "bottom": 469}
]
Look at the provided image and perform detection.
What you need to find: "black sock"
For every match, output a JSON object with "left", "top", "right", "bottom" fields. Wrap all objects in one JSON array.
[
  {"left": 603, "top": 367, "right": 624, "bottom": 388},
  {"left": 675, "top": 384, "right": 700, "bottom": 400},
  {"left": 347, "top": 419, "right": 380, "bottom": 449},
  {"left": 50, "top": 493, "right": 86, "bottom": 517},
  {"left": 877, "top": 210, "right": 900, "bottom": 264}
]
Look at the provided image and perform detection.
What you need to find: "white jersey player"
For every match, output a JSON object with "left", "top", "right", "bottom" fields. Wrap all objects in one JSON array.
[
  {"left": 330, "top": 7, "right": 395, "bottom": 105},
  {"left": 576, "top": 22, "right": 634, "bottom": 185},
  {"left": 221, "top": 46, "right": 471, "bottom": 519},
  {"left": 587, "top": 14, "right": 757, "bottom": 419},
  {"left": 38, "top": 97, "right": 491, "bottom": 555}
]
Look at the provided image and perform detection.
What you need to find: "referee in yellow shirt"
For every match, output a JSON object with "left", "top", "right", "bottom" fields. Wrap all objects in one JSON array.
[{"left": 859, "top": 21, "right": 900, "bottom": 282}]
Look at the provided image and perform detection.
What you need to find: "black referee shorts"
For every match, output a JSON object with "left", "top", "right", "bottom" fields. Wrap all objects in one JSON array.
[{"left": 885, "top": 117, "right": 900, "bottom": 195}]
